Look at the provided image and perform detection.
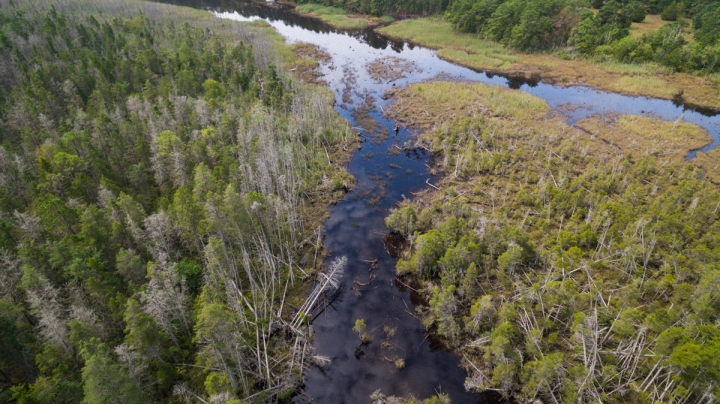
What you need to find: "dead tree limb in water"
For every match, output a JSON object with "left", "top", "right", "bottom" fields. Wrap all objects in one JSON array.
[{"left": 291, "top": 256, "right": 347, "bottom": 329}]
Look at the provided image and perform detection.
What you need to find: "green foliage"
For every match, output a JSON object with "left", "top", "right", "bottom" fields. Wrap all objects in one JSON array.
[
  {"left": 570, "top": 12, "right": 602, "bottom": 54},
  {"left": 0, "top": 2, "right": 352, "bottom": 402},
  {"left": 438, "top": 0, "right": 720, "bottom": 72},
  {"left": 79, "top": 340, "right": 148, "bottom": 404},
  {"left": 625, "top": 1, "right": 648, "bottom": 22},
  {"left": 385, "top": 205, "right": 418, "bottom": 237},
  {"left": 661, "top": 1, "right": 679, "bottom": 19},
  {"left": 353, "top": 318, "right": 367, "bottom": 334},
  {"left": 411, "top": 229, "right": 447, "bottom": 276}
]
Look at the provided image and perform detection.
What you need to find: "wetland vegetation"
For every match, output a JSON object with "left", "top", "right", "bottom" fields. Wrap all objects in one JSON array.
[{"left": 385, "top": 80, "right": 720, "bottom": 403}]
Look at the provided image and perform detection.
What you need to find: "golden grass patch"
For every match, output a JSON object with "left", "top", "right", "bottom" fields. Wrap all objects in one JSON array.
[
  {"left": 575, "top": 114, "right": 711, "bottom": 163},
  {"left": 605, "top": 75, "right": 679, "bottom": 98},
  {"left": 386, "top": 81, "right": 549, "bottom": 130},
  {"left": 288, "top": 42, "right": 331, "bottom": 84},
  {"left": 296, "top": 4, "right": 378, "bottom": 29}
]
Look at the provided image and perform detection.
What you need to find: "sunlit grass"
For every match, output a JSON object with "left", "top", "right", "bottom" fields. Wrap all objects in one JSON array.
[
  {"left": 296, "top": 3, "right": 372, "bottom": 28},
  {"left": 380, "top": 18, "right": 521, "bottom": 71},
  {"left": 389, "top": 81, "right": 548, "bottom": 129},
  {"left": 629, "top": 14, "right": 694, "bottom": 39},
  {"left": 597, "top": 59, "right": 672, "bottom": 75},
  {"left": 296, "top": 4, "right": 346, "bottom": 15},
  {"left": 381, "top": 18, "right": 511, "bottom": 55},
  {"left": 605, "top": 75, "right": 679, "bottom": 98},
  {"left": 576, "top": 114, "right": 711, "bottom": 162},
  {"left": 378, "top": 16, "right": 719, "bottom": 110},
  {"left": 438, "top": 49, "right": 511, "bottom": 70}
]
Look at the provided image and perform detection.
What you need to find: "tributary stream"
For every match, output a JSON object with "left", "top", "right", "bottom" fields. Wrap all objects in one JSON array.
[{"left": 159, "top": 1, "right": 720, "bottom": 402}]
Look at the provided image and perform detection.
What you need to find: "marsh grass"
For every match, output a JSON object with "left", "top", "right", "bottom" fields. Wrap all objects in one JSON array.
[
  {"left": 380, "top": 18, "right": 516, "bottom": 65},
  {"left": 388, "top": 81, "right": 716, "bottom": 179},
  {"left": 605, "top": 75, "right": 679, "bottom": 98},
  {"left": 438, "top": 49, "right": 511, "bottom": 70},
  {"left": 296, "top": 4, "right": 346, "bottom": 15},
  {"left": 296, "top": 3, "right": 374, "bottom": 28},
  {"left": 575, "top": 114, "right": 711, "bottom": 163},
  {"left": 388, "top": 81, "right": 548, "bottom": 129},
  {"left": 597, "top": 59, "right": 673, "bottom": 75}
]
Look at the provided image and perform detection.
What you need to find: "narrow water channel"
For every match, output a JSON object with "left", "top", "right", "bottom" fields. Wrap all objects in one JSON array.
[{"left": 160, "top": 1, "right": 720, "bottom": 402}]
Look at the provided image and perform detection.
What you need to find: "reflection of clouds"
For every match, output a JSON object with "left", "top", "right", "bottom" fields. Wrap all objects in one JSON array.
[{"left": 212, "top": 11, "right": 261, "bottom": 22}]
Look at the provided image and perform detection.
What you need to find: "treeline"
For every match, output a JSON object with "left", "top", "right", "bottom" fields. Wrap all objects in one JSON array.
[
  {"left": 0, "top": 2, "right": 351, "bottom": 402},
  {"left": 444, "top": 0, "right": 720, "bottom": 72},
  {"left": 575, "top": 0, "right": 720, "bottom": 72},
  {"left": 293, "top": 0, "right": 450, "bottom": 17},
  {"left": 386, "top": 82, "right": 720, "bottom": 403}
]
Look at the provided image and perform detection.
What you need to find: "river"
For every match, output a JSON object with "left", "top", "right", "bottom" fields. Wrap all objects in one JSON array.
[{"left": 157, "top": 1, "right": 720, "bottom": 402}]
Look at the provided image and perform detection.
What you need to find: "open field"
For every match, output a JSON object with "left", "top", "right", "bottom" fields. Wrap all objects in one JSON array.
[
  {"left": 378, "top": 18, "right": 720, "bottom": 110},
  {"left": 629, "top": 14, "right": 694, "bottom": 39}
]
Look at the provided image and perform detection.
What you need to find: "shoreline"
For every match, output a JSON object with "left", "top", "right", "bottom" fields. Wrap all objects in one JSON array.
[
  {"left": 377, "top": 19, "right": 720, "bottom": 112},
  {"left": 269, "top": 5, "right": 720, "bottom": 111}
]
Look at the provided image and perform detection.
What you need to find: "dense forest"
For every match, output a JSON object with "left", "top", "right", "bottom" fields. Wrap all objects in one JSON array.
[
  {"left": 299, "top": 0, "right": 720, "bottom": 73},
  {"left": 0, "top": 0, "right": 353, "bottom": 402},
  {"left": 386, "top": 81, "right": 720, "bottom": 403}
]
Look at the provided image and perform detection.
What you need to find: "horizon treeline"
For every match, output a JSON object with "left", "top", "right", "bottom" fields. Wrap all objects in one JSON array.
[{"left": 0, "top": 1, "right": 351, "bottom": 402}]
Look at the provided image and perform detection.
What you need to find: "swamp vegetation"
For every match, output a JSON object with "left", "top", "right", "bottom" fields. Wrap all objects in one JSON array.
[
  {"left": 385, "top": 81, "right": 720, "bottom": 403},
  {"left": 0, "top": 0, "right": 356, "bottom": 402}
]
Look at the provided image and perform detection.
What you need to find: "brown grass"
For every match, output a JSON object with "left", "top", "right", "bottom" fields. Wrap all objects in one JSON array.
[
  {"left": 386, "top": 81, "right": 549, "bottom": 130},
  {"left": 288, "top": 42, "right": 331, "bottom": 84},
  {"left": 693, "top": 149, "right": 720, "bottom": 183},
  {"left": 575, "top": 114, "right": 712, "bottom": 163},
  {"left": 366, "top": 57, "right": 421, "bottom": 83}
]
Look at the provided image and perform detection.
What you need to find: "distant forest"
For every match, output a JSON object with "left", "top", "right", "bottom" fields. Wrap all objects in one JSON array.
[{"left": 297, "top": 0, "right": 720, "bottom": 73}]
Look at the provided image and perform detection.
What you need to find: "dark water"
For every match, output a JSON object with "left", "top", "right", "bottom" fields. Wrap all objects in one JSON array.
[{"left": 159, "top": 1, "right": 720, "bottom": 402}]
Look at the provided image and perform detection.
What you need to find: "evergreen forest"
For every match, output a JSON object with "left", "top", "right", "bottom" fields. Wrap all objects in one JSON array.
[{"left": 0, "top": 0, "right": 353, "bottom": 402}]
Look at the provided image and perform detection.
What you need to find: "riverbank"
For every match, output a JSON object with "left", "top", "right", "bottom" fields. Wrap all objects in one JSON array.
[
  {"left": 378, "top": 18, "right": 720, "bottom": 111},
  {"left": 383, "top": 80, "right": 720, "bottom": 402}
]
